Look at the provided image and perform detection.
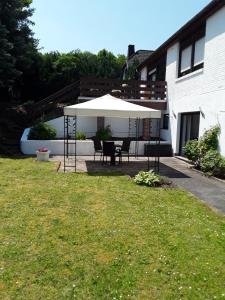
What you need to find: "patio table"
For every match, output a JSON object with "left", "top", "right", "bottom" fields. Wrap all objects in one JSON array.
[{"left": 104, "top": 141, "right": 120, "bottom": 165}]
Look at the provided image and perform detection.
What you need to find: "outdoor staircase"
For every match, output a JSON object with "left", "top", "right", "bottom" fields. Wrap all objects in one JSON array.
[
  {"left": 0, "top": 81, "right": 80, "bottom": 155},
  {"left": 30, "top": 80, "right": 80, "bottom": 122},
  {"left": 0, "top": 77, "right": 167, "bottom": 155}
]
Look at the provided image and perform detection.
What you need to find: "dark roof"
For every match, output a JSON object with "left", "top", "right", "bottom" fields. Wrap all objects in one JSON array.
[
  {"left": 138, "top": 0, "right": 225, "bottom": 70},
  {"left": 127, "top": 50, "right": 154, "bottom": 66}
]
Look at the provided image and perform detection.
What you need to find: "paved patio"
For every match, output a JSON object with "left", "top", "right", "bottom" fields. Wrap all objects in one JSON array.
[
  {"left": 54, "top": 156, "right": 190, "bottom": 178},
  {"left": 52, "top": 156, "right": 225, "bottom": 215}
]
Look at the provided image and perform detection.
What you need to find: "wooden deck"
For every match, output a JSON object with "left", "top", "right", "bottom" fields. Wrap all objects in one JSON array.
[{"left": 80, "top": 78, "right": 167, "bottom": 101}]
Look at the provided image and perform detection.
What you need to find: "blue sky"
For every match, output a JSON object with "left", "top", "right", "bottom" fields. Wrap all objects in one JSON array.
[{"left": 31, "top": 0, "right": 211, "bottom": 55}]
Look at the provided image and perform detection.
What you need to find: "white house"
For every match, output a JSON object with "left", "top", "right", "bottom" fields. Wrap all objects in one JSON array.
[{"left": 138, "top": 0, "right": 225, "bottom": 156}]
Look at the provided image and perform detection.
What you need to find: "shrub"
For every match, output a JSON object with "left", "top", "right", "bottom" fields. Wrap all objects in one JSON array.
[
  {"left": 184, "top": 139, "right": 200, "bottom": 165},
  {"left": 76, "top": 131, "right": 86, "bottom": 140},
  {"left": 200, "top": 150, "right": 220, "bottom": 174},
  {"left": 134, "top": 170, "right": 162, "bottom": 187},
  {"left": 199, "top": 125, "right": 220, "bottom": 155},
  {"left": 28, "top": 122, "right": 56, "bottom": 140},
  {"left": 183, "top": 125, "right": 225, "bottom": 177},
  {"left": 217, "top": 158, "right": 225, "bottom": 179},
  {"left": 96, "top": 125, "right": 112, "bottom": 141},
  {"left": 200, "top": 150, "right": 225, "bottom": 178}
]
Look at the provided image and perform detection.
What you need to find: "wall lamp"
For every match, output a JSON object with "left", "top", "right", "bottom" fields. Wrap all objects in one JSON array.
[{"left": 199, "top": 106, "right": 205, "bottom": 118}]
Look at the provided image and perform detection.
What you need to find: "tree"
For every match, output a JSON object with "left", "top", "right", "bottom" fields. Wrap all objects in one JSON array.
[
  {"left": 125, "top": 59, "right": 139, "bottom": 80},
  {"left": 0, "top": 0, "right": 38, "bottom": 101},
  {"left": 79, "top": 51, "right": 98, "bottom": 77},
  {"left": 0, "top": 0, "right": 126, "bottom": 104},
  {"left": 31, "top": 50, "right": 126, "bottom": 102},
  {"left": 0, "top": 23, "right": 18, "bottom": 90},
  {"left": 96, "top": 49, "right": 125, "bottom": 79}
]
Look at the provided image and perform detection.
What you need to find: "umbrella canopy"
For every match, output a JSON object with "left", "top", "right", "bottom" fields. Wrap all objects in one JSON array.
[{"left": 64, "top": 94, "right": 161, "bottom": 119}]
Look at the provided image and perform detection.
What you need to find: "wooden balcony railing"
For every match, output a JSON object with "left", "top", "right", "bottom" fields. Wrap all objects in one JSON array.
[{"left": 80, "top": 78, "right": 167, "bottom": 100}]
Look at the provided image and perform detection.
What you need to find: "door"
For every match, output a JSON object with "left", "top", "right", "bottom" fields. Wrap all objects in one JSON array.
[{"left": 179, "top": 112, "right": 200, "bottom": 155}]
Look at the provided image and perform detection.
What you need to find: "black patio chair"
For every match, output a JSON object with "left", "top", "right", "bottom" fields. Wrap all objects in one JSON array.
[
  {"left": 102, "top": 141, "right": 119, "bottom": 165},
  {"left": 92, "top": 137, "right": 102, "bottom": 161},
  {"left": 117, "top": 137, "right": 131, "bottom": 163}
]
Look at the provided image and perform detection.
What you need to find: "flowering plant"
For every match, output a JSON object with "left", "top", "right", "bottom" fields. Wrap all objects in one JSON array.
[{"left": 37, "top": 147, "right": 49, "bottom": 152}]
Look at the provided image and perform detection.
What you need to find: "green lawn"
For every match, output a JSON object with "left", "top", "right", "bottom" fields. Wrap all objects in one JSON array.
[{"left": 1, "top": 157, "right": 225, "bottom": 299}]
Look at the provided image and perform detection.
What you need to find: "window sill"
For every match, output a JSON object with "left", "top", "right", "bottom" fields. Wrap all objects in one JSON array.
[{"left": 176, "top": 68, "right": 204, "bottom": 83}]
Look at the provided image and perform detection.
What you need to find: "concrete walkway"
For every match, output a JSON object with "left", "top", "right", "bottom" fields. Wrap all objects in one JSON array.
[{"left": 160, "top": 157, "right": 225, "bottom": 215}]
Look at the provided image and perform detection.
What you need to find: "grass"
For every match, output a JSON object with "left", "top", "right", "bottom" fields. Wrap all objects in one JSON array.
[{"left": 1, "top": 157, "right": 225, "bottom": 299}]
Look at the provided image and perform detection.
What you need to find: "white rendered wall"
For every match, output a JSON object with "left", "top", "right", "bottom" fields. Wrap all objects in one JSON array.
[
  {"left": 20, "top": 128, "right": 170, "bottom": 156},
  {"left": 140, "top": 67, "right": 147, "bottom": 80},
  {"left": 46, "top": 116, "right": 97, "bottom": 138},
  {"left": 20, "top": 128, "right": 95, "bottom": 155},
  {"left": 165, "top": 6, "right": 225, "bottom": 156},
  {"left": 46, "top": 116, "right": 144, "bottom": 139},
  {"left": 105, "top": 117, "right": 143, "bottom": 138}
]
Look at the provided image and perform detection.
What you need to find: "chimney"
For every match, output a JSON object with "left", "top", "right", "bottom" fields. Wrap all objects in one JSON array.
[{"left": 127, "top": 45, "right": 135, "bottom": 59}]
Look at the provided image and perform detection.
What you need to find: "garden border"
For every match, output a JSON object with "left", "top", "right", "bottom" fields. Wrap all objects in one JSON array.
[{"left": 21, "top": 128, "right": 170, "bottom": 156}]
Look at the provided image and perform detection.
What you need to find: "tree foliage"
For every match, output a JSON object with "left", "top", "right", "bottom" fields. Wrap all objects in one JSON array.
[
  {"left": 0, "top": 1, "right": 126, "bottom": 104},
  {"left": 31, "top": 50, "right": 125, "bottom": 102},
  {"left": 124, "top": 59, "right": 139, "bottom": 80},
  {"left": 0, "top": 0, "right": 38, "bottom": 100}
]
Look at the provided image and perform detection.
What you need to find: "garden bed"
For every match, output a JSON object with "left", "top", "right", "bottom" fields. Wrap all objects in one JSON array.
[
  {"left": 191, "top": 165, "right": 225, "bottom": 182},
  {"left": 20, "top": 128, "right": 171, "bottom": 155},
  {"left": 176, "top": 156, "right": 225, "bottom": 182},
  {"left": 183, "top": 126, "right": 225, "bottom": 180}
]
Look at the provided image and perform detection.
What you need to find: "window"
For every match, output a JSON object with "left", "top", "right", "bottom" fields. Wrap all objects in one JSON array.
[
  {"left": 163, "top": 114, "right": 169, "bottom": 130},
  {"left": 148, "top": 68, "right": 157, "bottom": 81},
  {"left": 178, "top": 25, "right": 205, "bottom": 77},
  {"left": 194, "top": 37, "right": 205, "bottom": 66},
  {"left": 180, "top": 45, "right": 192, "bottom": 73}
]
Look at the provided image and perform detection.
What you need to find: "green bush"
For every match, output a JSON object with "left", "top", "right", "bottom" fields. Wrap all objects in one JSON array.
[
  {"left": 217, "top": 158, "right": 225, "bottom": 178},
  {"left": 200, "top": 150, "right": 225, "bottom": 178},
  {"left": 134, "top": 170, "right": 162, "bottom": 187},
  {"left": 28, "top": 122, "right": 56, "bottom": 140},
  {"left": 199, "top": 125, "right": 220, "bottom": 155},
  {"left": 184, "top": 139, "right": 200, "bottom": 165},
  {"left": 76, "top": 131, "right": 86, "bottom": 140},
  {"left": 183, "top": 125, "right": 225, "bottom": 178},
  {"left": 96, "top": 125, "right": 112, "bottom": 141}
]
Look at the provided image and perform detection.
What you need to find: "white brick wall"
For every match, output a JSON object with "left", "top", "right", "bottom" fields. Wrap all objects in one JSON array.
[{"left": 165, "top": 6, "right": 225, "bottom": 156}]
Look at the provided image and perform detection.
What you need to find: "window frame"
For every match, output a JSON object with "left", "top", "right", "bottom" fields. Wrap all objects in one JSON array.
[{"left": 178, "top": 24, "right": 206, "bottom": 78}]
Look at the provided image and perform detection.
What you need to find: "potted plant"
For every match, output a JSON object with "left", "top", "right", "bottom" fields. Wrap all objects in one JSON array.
[
  {"left": 96, "top": 125, "right": 112, "bottom": 141},
  {"left": 36, "top": 147, "right": 50, "bottom": 161},
  {"left": 76, "top": 131, "right": 86, "bottom": 140}
]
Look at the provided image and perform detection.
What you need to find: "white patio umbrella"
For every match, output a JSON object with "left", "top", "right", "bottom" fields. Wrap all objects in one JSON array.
[{"left": 64, "top": 94, "right": 161, "bottom": 119}]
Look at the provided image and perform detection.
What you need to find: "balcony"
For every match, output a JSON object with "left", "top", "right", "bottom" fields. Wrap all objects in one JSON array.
[{"left": 78, "top": 78, "right": 167, "bottom": 110}]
